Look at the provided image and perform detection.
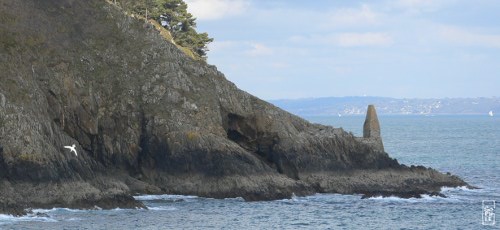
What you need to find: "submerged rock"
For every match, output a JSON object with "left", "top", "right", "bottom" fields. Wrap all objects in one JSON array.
[{"left": 0, "top": 0, "right": 468, "bottom": 214}]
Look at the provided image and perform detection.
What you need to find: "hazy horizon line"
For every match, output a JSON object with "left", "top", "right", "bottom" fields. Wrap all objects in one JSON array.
[{"left": 267, "top": 95, "right": 500, "bottom": 101}]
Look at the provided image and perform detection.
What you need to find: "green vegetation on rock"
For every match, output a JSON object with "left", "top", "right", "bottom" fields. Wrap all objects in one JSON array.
[{"left": 118, "top": 0, "right": 213, "bottom": 60}]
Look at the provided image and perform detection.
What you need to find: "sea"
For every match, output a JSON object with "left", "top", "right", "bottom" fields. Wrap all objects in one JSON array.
[{"left": 1, "top": 115, "right": 498, "bottom": 229}]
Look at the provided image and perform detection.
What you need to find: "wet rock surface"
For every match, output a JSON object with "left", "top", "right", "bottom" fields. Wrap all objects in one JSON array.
[{"left": 0, "top": 0, "right": 468, "bottom": 215}]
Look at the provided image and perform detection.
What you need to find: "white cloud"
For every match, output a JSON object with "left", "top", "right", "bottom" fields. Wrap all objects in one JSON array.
[
  {"left": 207, "top": 41, "right": 279, "bottom": 57},
  {"left": 289, "top": 33, "right": 393, "bottom": 47},
  {"left": 189, "top": 1, "right": 500, "bottom": 99},
  {"left": 208, "top": 40, "right": 239, "bottom": 52},
  {"left": 439, "top": 26, "right": 500, "bottom": 48},
  {"left": 328, "top": 4, "right": 380, "bottom": 27},
  {"left": 336, "top": 33, "right": 393, "bottom": 47},
  {"left": 270, "top": 61, "right": 289, "bottom": 69},
  {"left": 184, "top": 0, "right": 250, "bottom": 20},
  {"left": 393, "top": 0, "right": 455, "bottom": 14},
  {"left": 245, "top": 43, "right": 273, "bottom": 56}
]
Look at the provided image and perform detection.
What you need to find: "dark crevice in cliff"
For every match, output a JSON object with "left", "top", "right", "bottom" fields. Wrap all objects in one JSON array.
[
  {"left": 91, "top": 131, "right": 107, "bottom": 167},
  {"left": 137, "top": 112, "right": 165, "bottom": 176},
  {"left": 136, "top": 115, "right": 172, "bottom": 175},
  {"left": 224, "top": 112, "right": 299, "bottom": 180},
  {"left": 0, "top": 145, "right": 6, "bottom": 179},
  {"left": 136, "top": 111, "right": 148, "bottom": 177}
]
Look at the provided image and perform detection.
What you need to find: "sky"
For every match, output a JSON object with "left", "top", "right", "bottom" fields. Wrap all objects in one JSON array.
[{"left": 184, "top": 0, "right": 500, "bottom": 100}]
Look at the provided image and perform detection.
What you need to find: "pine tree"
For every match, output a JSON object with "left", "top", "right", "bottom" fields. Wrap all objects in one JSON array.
[
  {"left": 120, "top": 0, "right": 213, "bottom": 60},
  {"left": 156, "top": 0, "right": 213, "bottom": 60}
]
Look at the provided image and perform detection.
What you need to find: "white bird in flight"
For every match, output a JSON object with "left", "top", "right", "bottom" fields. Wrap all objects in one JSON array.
[{"left": 64, "top": 144, "right": 78, "bottom": 156}]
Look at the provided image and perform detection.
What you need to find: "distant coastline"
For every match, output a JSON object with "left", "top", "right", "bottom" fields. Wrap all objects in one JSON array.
[{"left": 269, "top": 96, "right": 500, "bottom": 116}]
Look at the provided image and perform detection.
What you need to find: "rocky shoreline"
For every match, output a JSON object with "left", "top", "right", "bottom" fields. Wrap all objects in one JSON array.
[{"left": 0, "top": 0, "right": 468, "bottom": 215}]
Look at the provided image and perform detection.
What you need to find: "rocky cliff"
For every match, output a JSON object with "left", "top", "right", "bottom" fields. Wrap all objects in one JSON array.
[{"left": 0, "top": 0, "right": 467, "bottom": 215}]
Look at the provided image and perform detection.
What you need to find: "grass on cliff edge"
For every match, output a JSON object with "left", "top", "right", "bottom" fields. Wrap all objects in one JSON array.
[{"left": 105, "top": 0, "right": 200, "bottom": 61}]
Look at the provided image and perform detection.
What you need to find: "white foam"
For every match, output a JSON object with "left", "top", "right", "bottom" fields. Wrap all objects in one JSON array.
[
  {"left": 367, "top": 195, "right": 419, "bottom": 202},
  {"left": 440, "top": 186, "right": 478, "bottom": 193},
  {"left": 0, "top": 214, "right": 17, "bottom": 222},
  {"left": 108, "top": 206, "right": 147, "bottom": 211},
  {"left": 31, "top": 208, "right": 85, "bottom": 213},
  {"left": 419, "top": 194, "right": 451, "bottom": 201},
  {"left": 0, "top": 213, "right": 57, "bottom": 224},
  {"left": 66, "top": 217, "right": 82, "bottom": 221},
  {"left": 367, "top": 194, "right": 460, "bottom": 203},
  {"left": 133, "top": 194, "right": 198, "bottom": 201},
  {"left": 148, "top": 206, "right": 178, "bottom": 211},
  {"left": 278, "top": 196, "right": 308, "bottom": 203},
  {"left": 223, "top": 197, "right": 245, "bottom": 201},
  {"left": 304, "top": 193, "right": 357, "bottom": 201}
]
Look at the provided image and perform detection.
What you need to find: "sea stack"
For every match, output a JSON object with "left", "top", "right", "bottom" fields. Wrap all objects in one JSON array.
[{"left": 362, "top": 105, "right": 384, "bottom": 152}]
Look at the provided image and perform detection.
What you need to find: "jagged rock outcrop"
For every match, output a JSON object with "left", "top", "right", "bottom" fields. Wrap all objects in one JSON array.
[
  {"left": 0, "top": 0, "right": 467, "bottom": 215},
  {"left": 360, "top": 105, "right": 384, "bottom": 152},
  {"left": 364, "top": 105, "right": 381, "bottom": 139}
]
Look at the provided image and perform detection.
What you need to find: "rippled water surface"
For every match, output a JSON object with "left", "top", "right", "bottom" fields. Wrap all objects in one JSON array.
[{"left": 2, "top": 115, "right": 499, "bottom": 229}]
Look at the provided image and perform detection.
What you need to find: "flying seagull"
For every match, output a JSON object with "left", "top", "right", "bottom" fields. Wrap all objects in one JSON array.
[{"left": 64, "top": 144, "right": 78, "bottom": 156}]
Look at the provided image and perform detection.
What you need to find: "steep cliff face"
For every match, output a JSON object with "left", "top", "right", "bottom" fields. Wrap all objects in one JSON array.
[{"left": 0, "top": 0, "right": 466, "bottom": 215}]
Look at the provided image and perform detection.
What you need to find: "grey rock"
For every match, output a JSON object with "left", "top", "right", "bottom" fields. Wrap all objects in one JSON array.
[
  {"left": 361, "top": 105, "right": 384, "bottom": 152},
  {"left": 0, "top": 0, "right": 468, "bottom": 214},
  {"left": 363, "top": 105, "right": 381, "bottom": 139}
]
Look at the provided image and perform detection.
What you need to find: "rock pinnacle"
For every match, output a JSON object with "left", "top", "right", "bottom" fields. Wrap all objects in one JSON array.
[
  {"left": 363, "top": 105, "right": 381, "bottom": 138},
  {"left": 362, "top": 105, "right": 384, "bottom": 152}
]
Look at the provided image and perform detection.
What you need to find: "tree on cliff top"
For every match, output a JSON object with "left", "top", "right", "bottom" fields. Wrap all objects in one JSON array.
[
  {"left": 122, "top": 0, "right": 213, "bottom": 60},
  {"left": 157, "top": 0, "right": 213, "bottom": 59}
]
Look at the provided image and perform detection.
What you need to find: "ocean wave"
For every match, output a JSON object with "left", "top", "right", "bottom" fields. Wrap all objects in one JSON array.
[
  {"left": 223, "top": 197, "right": 245, "bottom": 201},
  {"left": 367, "top": 194, "right": 460, "bottom": 203},
  {"left": 367, "top": 195, "right": 419, "bottom": 202},
  {"left": 66, "top": 217, "right": 82, "bottom": 221},
  {"left": 31, "top": 207, "right": 86, "bottom": 213},
  {"left": 440, "top": 186, "right": 478, "bottom": 193},
  {"left": 0, "top": 213, "right": 58, "bottom": 224},
  {"left": 133, "top": 194, "right": 199, "bottom": 201},
  {"left": 277, "top": 194, "right": 308, "bottom": 203},
  {"left": 305, "top": 193, "right": 359, "bottom": 200},
  {"left": 147, "top": 206, "right": 178, "bottom": 211}
]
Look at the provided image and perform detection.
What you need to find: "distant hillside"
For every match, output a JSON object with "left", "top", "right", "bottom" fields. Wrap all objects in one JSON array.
[{"left": 269, "top": 97, "right": 500, "bottom": 116}]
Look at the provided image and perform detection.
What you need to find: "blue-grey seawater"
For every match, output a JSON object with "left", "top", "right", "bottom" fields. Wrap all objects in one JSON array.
[{"left": 1, "top": 115, "right": 498, "bottom": 229}]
